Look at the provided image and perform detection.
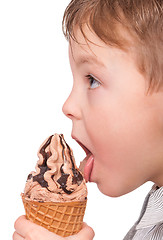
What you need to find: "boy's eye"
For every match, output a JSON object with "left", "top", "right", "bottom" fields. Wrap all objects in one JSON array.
[{"left": 86, "top": 74, "right": 101, "bottom": 89}]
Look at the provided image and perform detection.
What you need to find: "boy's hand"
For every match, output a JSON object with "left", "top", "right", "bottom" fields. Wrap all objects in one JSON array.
[{"left": 13, "top": 215, "right": 95, "bottom": 240}]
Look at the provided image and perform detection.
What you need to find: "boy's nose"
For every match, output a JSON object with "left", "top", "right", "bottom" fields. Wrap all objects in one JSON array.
[{"left": 62, "top": 90, "right": 81, "bottom": 120}]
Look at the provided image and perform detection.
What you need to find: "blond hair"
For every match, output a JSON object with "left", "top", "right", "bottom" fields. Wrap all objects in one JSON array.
[{"left": 62, "top": 0, "right": 163, "bottom": 92}]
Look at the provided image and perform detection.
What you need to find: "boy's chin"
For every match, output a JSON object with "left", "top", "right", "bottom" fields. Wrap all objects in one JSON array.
[{"left": 97, "top": 181, "right": 137, "bottom": 198}]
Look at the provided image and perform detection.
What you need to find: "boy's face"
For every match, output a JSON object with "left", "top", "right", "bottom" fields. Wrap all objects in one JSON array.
[{"left": 63, "top": 26, "right": 163, "bottom": 197}]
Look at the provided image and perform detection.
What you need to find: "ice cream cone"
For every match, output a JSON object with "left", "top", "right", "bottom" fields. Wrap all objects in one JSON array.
[{"left": 22, "top": 194, "right": 87, "bottom": 237}]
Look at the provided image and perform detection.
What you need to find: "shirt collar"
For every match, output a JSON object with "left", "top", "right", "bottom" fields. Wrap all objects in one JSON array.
[{"left": 136, "top": 184, "right": 163, "bottom": 230}]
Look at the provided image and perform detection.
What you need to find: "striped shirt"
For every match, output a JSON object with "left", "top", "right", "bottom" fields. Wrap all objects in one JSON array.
[{"left": 123, "top": 185, "right": 163, "bottom": 240}]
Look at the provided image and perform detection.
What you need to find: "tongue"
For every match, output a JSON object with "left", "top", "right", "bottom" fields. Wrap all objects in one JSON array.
[{"left": 79, "top": 154, "right": 94, "bottom": 182}]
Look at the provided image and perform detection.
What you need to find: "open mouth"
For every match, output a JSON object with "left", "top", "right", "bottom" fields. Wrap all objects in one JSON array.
[
  {"left": 76, "top": 140, "right": 91, "bottom": 156},
  {"left": 73, "top": 138, "right": 94, "bottom": 182}
]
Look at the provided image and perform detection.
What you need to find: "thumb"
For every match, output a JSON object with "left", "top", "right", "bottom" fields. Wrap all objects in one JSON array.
[{"left": 72, "top": 222, "right": 95, "bottom": 240}]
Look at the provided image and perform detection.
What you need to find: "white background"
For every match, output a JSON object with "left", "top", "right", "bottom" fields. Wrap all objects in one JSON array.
[{"left": 0, "top": 1, "right": 153, "bottom": 239}]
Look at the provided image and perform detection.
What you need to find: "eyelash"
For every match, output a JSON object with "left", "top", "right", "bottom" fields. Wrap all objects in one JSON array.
[{"left": 86, "top": 74, "right": 101, "bottom": 89}]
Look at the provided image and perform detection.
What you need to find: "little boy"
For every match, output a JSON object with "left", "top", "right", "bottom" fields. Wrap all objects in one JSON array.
[{"left": 13, "top": 0, "right": 163, "bottom": 239}]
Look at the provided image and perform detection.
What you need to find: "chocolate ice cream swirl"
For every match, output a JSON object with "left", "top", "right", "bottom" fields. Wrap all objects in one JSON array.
[{"left": 24, "top": 134, "right": 87, "bottom": 202}]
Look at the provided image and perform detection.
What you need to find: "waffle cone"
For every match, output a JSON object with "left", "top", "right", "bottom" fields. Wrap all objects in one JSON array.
[{"left": 22, "top": 194, "right": 87, "bottom": 237}]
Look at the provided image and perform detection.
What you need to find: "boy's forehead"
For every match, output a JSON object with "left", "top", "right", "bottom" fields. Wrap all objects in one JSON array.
[
  {"left": 69, "top": 41, "right": 106, "bottom": 68},
  {"left": 69, "top": 26, "right": 108, "bottom": 66},
  {"left": 69, "top": 24, "right": 134, "bottom": 67},
  {"left": 69, "top": 38, "right": 130, "bottom": 70}
]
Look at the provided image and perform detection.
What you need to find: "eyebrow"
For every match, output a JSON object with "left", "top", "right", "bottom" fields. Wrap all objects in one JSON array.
[{"left": 76, "top": 55, "right": 105, "bottom": 67}]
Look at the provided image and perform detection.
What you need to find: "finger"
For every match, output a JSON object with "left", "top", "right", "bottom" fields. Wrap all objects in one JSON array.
[
  {"left": 14, "top": 215, "right": 47, "bottom": 237},
  {"left": 12, "top": 231, "right": 24, "bottom": 240},
  {"left": 70, "top": 223, "right": 95, "bottom": 240},
  {"left": 14, "top": 215, "right": 63, "bottom": 240},
  {"left": 81, "top": 223, "right": 95, "bottom": 239},
  {"left": 14, "top": 215, "right": 34, "bottom": 237}
]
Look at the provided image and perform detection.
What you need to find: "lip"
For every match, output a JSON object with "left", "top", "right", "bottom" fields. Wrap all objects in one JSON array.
[{"left": 72, "top": 135, "right": 94, "bottom": 182}]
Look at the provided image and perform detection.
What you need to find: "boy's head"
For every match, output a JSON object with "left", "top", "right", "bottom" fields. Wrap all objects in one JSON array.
[
  {"left": 62, "top": 0, "right": 163, "bottom": 197},
  {"left": 63, "top": 0, "right": 163, "bottom": 93}
]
